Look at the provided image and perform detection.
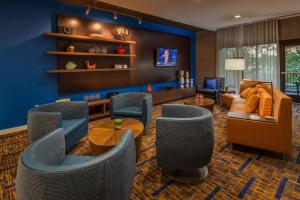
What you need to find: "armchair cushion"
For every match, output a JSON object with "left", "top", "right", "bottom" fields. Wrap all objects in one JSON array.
[
  {"left": 61, "top": 155, "right": 95, "bottom": 165},
  {"left": 62, "top": 118, "right": 87, "bottom": 136},
  {"left": 113, "top": 106, "right": 143, "bottom": 117},
  {"left": 206, "top": 79, "right": 217, "bottom": 89}
]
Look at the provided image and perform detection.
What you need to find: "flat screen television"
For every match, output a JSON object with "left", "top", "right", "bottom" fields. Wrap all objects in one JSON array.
[{"left": 156, "top": 48, "right": 178, "bottom": 67}]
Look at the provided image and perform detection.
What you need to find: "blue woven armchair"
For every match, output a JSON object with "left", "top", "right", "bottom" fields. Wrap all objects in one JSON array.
[
  {"left": 27, "top": 101, "right": 88, "bottom": 150},
  {"left": 16, "top": 128, "right": 136, "bottom": 200},
  {"left": 156, "top": 104, "right": 214, "bottom": 182},
  {"left": 110, "top": 92, "right": 153, "bottom": 128}
]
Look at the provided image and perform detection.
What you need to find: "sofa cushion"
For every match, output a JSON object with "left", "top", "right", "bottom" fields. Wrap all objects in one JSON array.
[
  {"left": 240, "top": 87, "right": 252, "bottom": 98},
  {"left": 232, "top": 96, "right": 247, "bottom": 104},
  {"left": 230, "top": 102, "right": 246, "bottom": 113},
  {"left": 62, "top": 119, "right": 87, "bottom": 136},
  {"left": 247, "top": 88, "right": 257, "bottom": 99},
  {"left": 258, "top": 90, "right": 272, "bottom": 116},
  {"left": 61, "top": 155, "right": 95, "bottom": 165},
  {"left": 205, "top": 79, "right": 217, "bottom": 89},
  {"left": 245, "top": 95, "right": 259, "bottom": 113},
  {"left": 113, "top": 106, "right": 142, "bottom": 117}
]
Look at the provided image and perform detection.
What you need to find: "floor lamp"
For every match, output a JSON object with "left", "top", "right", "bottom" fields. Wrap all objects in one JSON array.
[{"left": 225, "top": 58, "right": 245, "bottom": 93}]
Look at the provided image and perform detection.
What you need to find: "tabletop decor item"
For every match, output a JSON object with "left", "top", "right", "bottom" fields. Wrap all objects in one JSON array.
[
  {"left": 185, "top": 71, "right": 190, "bottom": 88},
  {"left": 115, "top": 27, "right": 131, "bottom": 41},
  {"left": 89, "top": 33, "right": 104, "bottom": 38},
  {"left": 99, "top": 46, "right": 108, "bottom": 54},
  {"left": 179, "top": 70, "right": 185, "bottom": 89},
  {"left": 66, "top": 43, "right": 75, "bottom": 52},
  {"left": 190, "top": 78, "right": 194, "bottom": 88},
  {"left": 88, "top": 47, "right": 96, "bottom": 53},
  {"left": 65, "top": 61, "right": 77, "bottom": 70},
  {"left": 86, "top": 60, "right": 96, "bottom": 70},
  {"left": 117, "top": 44, "right": 126, "bottom": 54},
  {"left": 147, "top": 84, "right": 152, "bottom": 93},
  {"left": 58, "top": 26, "right": 75, "bottom": 34},
  {"left": 114, "top": 118, "right": 123, "bottom": 130}
]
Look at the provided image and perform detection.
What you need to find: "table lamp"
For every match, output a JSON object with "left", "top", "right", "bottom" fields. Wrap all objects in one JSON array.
[{"left": 225, "top": 58, "right": 245, "bottom": 92}]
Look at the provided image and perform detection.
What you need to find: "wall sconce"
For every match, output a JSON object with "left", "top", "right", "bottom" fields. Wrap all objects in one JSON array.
[{"left": 115, "top": 27, "right": 131, "bottom": 41}]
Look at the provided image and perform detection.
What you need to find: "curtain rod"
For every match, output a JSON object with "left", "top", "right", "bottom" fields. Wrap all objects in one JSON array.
[{"left": 216, "top": 12, "right": 300, "bottom": 31}]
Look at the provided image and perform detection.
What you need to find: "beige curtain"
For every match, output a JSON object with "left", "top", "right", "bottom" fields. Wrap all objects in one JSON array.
[{"left": 217, "top": 19, "right": 279, "bottom": 91}]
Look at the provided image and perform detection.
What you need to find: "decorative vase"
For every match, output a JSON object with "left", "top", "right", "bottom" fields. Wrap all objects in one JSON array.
[
  {"left": 99, "top": 46, "right": 108, "bottom": 54},
  {"left": 147, "top": 84, "right": 152, "bottom": 93},
  {"left": 190, "top": 79, "right": 194, "bottom": 88},
  {"left": 66, "top": 44, "right": 75, "bottom": 52},
  {"left": 65, "top": 61, "right": 77, "bottom": 70},
  {"left": 179, "top": 70, "right": 184, "bottom": 89},
  {"left": 115, "top": 118, "right": 123, "bottom": 130},
  {"left": 117, "top": 45, "right": 126, "bottom": 54},
  {"left": 185, "top": 71, "right": 190, "bottom": 88}
]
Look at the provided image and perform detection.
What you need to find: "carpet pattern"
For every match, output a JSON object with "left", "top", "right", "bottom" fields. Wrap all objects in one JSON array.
[{"left": 1, "top": 98, "right": 300, "bottom": 200}]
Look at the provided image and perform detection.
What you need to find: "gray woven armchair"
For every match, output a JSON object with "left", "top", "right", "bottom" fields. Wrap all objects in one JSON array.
[
  {"left": 27, "top": 101, "right": 88, "bottom": 150},
  {"left": 110, "top": 92, "right": 153, "bottom": 128},
  {"left": 16, "top": 128, "right": 136, "bottom": 200},
  {"left": 156, "top": 104, "right": 214, "bottom": 182}
]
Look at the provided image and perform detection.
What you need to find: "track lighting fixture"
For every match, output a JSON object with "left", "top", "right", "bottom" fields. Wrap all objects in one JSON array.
[
  {"left": 85, "top": 5, "right": 91, "bottom": 16},
  {"left": 113, "top": 12, "right": 118, "bottom": 20},
  {"left": 138, "top": 17, "right": 142, "bottom": 25}
]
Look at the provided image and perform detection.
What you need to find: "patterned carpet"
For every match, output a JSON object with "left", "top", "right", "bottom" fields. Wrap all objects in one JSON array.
[{"left": 1, "top": 98, "right": 300, "bottom": 200}]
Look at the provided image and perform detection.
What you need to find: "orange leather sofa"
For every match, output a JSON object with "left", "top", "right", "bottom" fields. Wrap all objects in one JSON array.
[{"left": 226, "top": 80, "right": 292, "bottom": 155}]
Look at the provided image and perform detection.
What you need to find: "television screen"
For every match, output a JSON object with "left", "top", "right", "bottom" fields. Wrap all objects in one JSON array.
[{"left": 156, "top": 48, "right": 177, "bottom": 67}]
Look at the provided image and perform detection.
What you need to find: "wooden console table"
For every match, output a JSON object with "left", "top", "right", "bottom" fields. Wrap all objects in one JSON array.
[
  {"left": 88, "top": 99, "right": 110, "bottom": 120},
  {"left": 151, "top": 88, "right": 196, "bottom": 105}
]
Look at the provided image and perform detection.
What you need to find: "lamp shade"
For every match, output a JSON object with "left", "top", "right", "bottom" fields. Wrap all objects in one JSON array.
[{"left": 225, "top": 58, "right": 245, "bottom": 70}]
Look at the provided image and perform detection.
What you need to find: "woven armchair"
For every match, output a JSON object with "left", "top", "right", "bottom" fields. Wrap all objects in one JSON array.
[
  {"left": 156, "top": 104, "right": 214, "bottom": 182},
  {"left": 27, "top": 101, "right": 88, "bottom": 150},
  {"left": 16, "top": 128, "right": 136, "bottom": 200},
  {"left": 110, "top": 92, "right": 153, "bottom": 128}
]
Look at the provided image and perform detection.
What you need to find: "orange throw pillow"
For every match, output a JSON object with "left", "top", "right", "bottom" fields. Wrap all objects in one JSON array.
[
  {"left": 240, "top": 87, "right": 252, "bottom": 98},
  {"left": 258, "top": 91, "right": 272, "bottom": 116},
  {"left": 246, "top": 88, "right": 257, "bottom": 99},
  {"left": 245, "top": 95, "right": 259, "bottom": 113}
]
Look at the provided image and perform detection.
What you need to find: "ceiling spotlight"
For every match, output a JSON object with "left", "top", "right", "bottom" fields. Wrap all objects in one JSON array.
[
  {"left": 234, "top": 15, "right": 242, "bottom": 19},
  {"left": 85, "top": 6, "right": 91, "bottom": 16},
  {"left": 113, "top": 12, "right": 118, "bottom": 20},
  {"left": 138, "top": 17, "right": 142, "bottom": 25}
]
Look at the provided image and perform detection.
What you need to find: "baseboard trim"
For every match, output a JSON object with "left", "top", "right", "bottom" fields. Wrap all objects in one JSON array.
[{"left": 0, "top": 125, "right": 27, "bottom": 136}]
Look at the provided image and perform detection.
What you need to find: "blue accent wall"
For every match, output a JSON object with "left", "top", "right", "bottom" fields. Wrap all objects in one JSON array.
[{"left": 0, "top": 0, "right": 196, "bottom": 130}]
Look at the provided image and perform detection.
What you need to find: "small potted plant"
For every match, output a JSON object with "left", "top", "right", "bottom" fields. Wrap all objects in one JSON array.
[
  {"left": 114, "top": 118, "right": 123, "bottom": 130},
  {"left": 224, "top": 85, "right": 229, "bottom": 91}
]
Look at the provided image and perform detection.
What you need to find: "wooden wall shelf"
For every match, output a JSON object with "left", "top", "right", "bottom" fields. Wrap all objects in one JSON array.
[
  {"left": 45, "top": 51, "right": 136, "bottom": 57},
  {"left": 44, "top": 32, "right": 136, "bottom": 44},
  {"left": 46, "top": 68, "right": 135, "bottom": 73}
]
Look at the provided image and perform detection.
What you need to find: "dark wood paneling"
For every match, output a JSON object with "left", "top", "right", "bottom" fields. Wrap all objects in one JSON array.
[
  {"left": 279, "top": 16, "right": 300, "bottom": 41},
  {"left": 55, "top": 15, "right": 190, "bottom": 93},
  {"left": 152, "top": 88, "right": 196, "bottom": 105},
  {"left": 196, "top": 30, "right": 217, "bottom": 85}
]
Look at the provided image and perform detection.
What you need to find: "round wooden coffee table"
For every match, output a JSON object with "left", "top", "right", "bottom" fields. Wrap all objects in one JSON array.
[
  {"left": 184, "top": 98, "right": 215, "bottom": 112},
  {"left": 88, "top": 118, "right": 144, "bottom": 160}
]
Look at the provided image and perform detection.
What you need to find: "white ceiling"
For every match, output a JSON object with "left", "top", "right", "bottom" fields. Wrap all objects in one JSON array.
[{"left": 98, "top": 0, "right": 300, "bottom": 30}]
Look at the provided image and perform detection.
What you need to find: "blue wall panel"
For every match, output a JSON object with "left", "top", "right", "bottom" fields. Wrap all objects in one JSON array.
[{"left": 0, "top": 0, "right": 196, "bottom": 129}]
